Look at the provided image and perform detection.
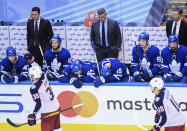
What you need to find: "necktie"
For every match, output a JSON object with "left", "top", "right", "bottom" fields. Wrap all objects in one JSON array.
[
  {"left": 173, "top": 22, "right": 177, "bottom": 35},
  {"left": 34, "top": 21, "right": 39, "bottom": 46},
  {"left": 102, "top": 22, "right": 106, "bottom": 47}
]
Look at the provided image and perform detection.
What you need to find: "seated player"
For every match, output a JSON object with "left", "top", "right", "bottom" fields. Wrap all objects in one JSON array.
[
  {"left": 0, "top": 46, "right": 29, "bottom": 83},
  {"left": 28, "top": 66, "right": 62, "bottom": 131},
  {"left": 94, "top": 58, "right": 130, "bottom": 88},
  {"left": 131, "top": 32, "right": 161, "bottom": 82},
  {"left": 44, "top": 35, "right": 71, "bottom": 80},
  {"left": 150, "top": 78, "right": 185, "bottom": 131},
  {"left": 59, "top": 60, "right": 98, "bottom": 88},
  {"left": 161, "top": 34, "right": 187, "bottom": 82}
]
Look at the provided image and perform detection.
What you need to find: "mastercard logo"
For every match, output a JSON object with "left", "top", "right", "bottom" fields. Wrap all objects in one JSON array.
[{"left": 57, "top": 91, "right": 98, "bottom": 118}]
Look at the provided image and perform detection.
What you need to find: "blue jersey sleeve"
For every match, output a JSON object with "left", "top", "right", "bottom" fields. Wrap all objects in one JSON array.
[
  {"left": 30, "top": 84, "right": 41, "bottom": 114},
  {"left": 82, "top": 62, "right": 97, "bottom": 82},
  {"left": 151, "top": 47, "right": 161, "bottom": 75},
  {"left": 161, "top": 48, "right": 170, "bottom": 75},
  {"left": 131, "top": 46, "right": 140, "bottom": 73},
  {"left": 60, "top": 48, "right": 71, "bottom": 71}
]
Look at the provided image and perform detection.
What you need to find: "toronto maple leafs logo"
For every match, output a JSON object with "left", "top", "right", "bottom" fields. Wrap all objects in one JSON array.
[
  {"left": 169, "top": 60, "right": 180, "bottom": 74},
  {"left": 51, "top": 58, "right": 61, "bottom": 72},
  {"left": 140, "top": 58, "right": 150, "bottom": 70}
]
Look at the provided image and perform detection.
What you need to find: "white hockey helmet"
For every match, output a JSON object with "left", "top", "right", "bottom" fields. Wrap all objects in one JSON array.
[
  {"left": 29, "top": 66, "right": 42, "bottom": 81},
  {"left": 150, "top": 77, "right": 164, "bottom": 92}
]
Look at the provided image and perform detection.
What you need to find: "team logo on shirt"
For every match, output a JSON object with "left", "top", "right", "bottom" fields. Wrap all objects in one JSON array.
[
  {"left": 155, "top": 97, "right": 160, "bottom": 102},
  {"left": 57, "top": 91, "right": 98, "bottom": 118}
]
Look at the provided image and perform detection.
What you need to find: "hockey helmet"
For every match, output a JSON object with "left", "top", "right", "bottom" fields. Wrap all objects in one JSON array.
[
  {"left": 101, "top": 66, "right": 111, "bottom": 76},
  {"left": 168, "top": 34, "right": 179, "bottom": 43},
  {"left": 51, "top": 35, "right": 62, "bottom": 44},
  {"left": 138, "top": 32, "right": 149, "bottom": 41},
  {"left": 6, "top": 46, "right": 16, "bottom": 57},
  {"left": 29, "top": 66, "right": 42, "bottom": 81},
  {"left": 150, "top": 77, "right": 164, "bottom": 92},
  {"left": 71, "top": 60, "right": 82, "bottom": 72}
]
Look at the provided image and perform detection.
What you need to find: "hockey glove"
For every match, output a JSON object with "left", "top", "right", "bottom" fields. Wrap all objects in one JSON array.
[
  {"left": 173, "top": 72, "right": 183, "bottom": 82},
  {"left": 154, "top": 112, "right": 160, "bottom": 123},
  {"left": 28, "top": 114, "right": 36, "bottom": 126},
  {"left": 142, "top": 69, "right": 153, "bottom": 82},
  {"left": 93, "top": 76, "right": 105, "bottom": 88},
  {"left": 134, "top": 74, "right": 143, "bottom": 82},
  {"left": 164, "top": 74, "right": 174, "bottom": 82},
  {"left": 70, "top": 77, "right": 82, "bottom": 89},
  {"left": 1, "top": 75, "right": 18, "bottom": 83},
  {"left": 151, "top": 125, "right": 160, "bottom": 131}
]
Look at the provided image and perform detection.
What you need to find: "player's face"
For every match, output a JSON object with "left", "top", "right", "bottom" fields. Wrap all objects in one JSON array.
[
  {"left": 74, "top": 70, "right": 82, "bottom": 76},
  {"left": 172, "top": 11, "right": 181, "bottom": 22},
  {"left": 169, "top": 42, "right": 178, "bottom": 52},
  {"left": 8, "top": 55, "right": 16, "bottom": 63},
  {"left": 99, "top": 13, "right": 107, "bottom": 22},
  {"left": 52, "top": 40, "right": 60, "bottom": 50},
  {"left": 32, "top": 11, "right": 40, "bottom": 21},
  {"left": 139, "top": 39, "right": 147, "bottom": 48}
]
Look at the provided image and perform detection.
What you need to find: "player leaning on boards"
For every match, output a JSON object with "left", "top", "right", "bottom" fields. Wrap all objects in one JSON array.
[
  {"left": 161, "top": 34, "right": 187, "bottom": 83},
  {"left": 28, "top": 66, "right": 62, "bottom": 131},
  {"left": 131, "top": 32, "right": 161, "bottom": 82},
  {"left": 44, "top": 35, "right": 71, "bottom": 80},
  {"left": 0, "top": 46, "right": 29, "bottom": 83},
  {"left": 59, "top": 60, "right": 98, "bottom": 88},
  {"left": 94, "top": 58, "right": 130, "bottom": 88},
  {"left": 150, "top": 77, "right": 185, "bottom": 131}
]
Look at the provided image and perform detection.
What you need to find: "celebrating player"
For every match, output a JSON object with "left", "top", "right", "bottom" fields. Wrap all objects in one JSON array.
[
  {"left": 59, "top": 60, "right": 98, "bottom": 88},
  {"left": 0, "top": 46, "right": 29, "bottom": 83},
  {"left": 28, "top": 66, "right": 62, "bottom": 131},
  {"left": 131, "top": 32, "right": 161, "bottom": 82},
  {"left": 150, "top": 77, "right": 185, "bottom": 131},
  {"left": 161, "top": 34, "right": 187, "bottom": 82},
  {"left": 44, "top": 35, "right": 71, "bottom": 80},
  {"left": 94, "top": 58, "right": 130, "bottom": 88}
]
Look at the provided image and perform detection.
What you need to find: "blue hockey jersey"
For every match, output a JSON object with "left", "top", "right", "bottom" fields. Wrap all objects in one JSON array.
[
  {"left": 154, "top": 88, "right": 185, "bottom": 128},
  {"left": 0, "top": 56, "right": 29, "bottom": 81},
  {"left": 161, "top": 45, "right": 187, "bottom": 76},
  {"left": 44, "top": 47, "right": 71, "bottom": 73},
  {"left": 131, "top": 45, "right": 161, "bottom": 76},
  {"left": 61, "top": 60, "right": 98, "bottom": 82},
  {"left": 99, "top": 58, "right": 129, "bottom": 82}
]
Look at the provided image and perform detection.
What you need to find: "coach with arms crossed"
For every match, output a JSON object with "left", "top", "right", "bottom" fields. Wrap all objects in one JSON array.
[
  {"left": 90, "top": 8, "right": 122, "bottom": 62},
  {"left": 27, "top": 7, "right": 53, "bottom": 67}
]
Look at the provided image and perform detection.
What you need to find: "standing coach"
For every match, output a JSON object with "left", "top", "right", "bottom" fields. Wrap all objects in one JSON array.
[
  {"left": 90, "top": 8, "right": 122, "bottom": 62},
  {"left": 27, "top": 7, "right": 53, "bottom": 67}
]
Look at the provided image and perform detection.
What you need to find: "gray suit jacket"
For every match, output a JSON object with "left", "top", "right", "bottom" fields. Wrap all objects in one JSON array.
[{"left": 90, "top": 18, "right": 122, "bottom": 50}]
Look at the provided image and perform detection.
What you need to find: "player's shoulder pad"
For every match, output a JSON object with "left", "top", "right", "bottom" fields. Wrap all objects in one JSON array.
[
  {"left": 60, "top": 48, "right": 71, "bottom": 57},
  {"left": 45, "top": 49, "right": 53, "bottom": 57}
]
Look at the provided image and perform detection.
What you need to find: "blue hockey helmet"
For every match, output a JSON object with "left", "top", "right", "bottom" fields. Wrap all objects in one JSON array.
[
  {"left": 51, "top": 35, "right": 62, "bottom": 44},
  {"left": 138, "top": 32, "right": 149, "bottom": 40},
  {"left": 168, "top": 34, "right": 179, "bottom": 43},
  {"left": 6, "top": 46, "right": 16, "bottom": 57},
  {"left": 71, "top": 60, "right": 82, "bottom": 72},
  {"left": 101, "top": 66, "right": 111, "bottom": 76}
]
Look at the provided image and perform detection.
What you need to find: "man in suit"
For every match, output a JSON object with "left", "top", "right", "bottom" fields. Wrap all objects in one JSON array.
[
  {"left": 90, "top": 8, "right": 122, "bottom": 62},
  {"left": 27, "top": 7, "right": 53, "bottom": 67},
  {"left": 166, "top": 7, "right": 187, "bottom": 46}
]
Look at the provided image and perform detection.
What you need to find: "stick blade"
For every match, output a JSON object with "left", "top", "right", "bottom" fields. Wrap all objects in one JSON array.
[{"left": 7, "top": 118, "right": 26, "bottom": 127}]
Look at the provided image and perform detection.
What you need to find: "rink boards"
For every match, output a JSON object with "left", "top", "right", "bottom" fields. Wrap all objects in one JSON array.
[{"left": 0, "top": 82, "right": 186, "bottom": 131}]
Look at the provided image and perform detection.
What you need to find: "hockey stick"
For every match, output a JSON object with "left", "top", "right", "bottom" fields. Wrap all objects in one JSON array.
[
  {"left": 133, "top": 112, "right": 151, "bottom": 131},
  {"left": 38, "top": 44, "right": 54, "bottom": 79},
  {"left": 0, "top": 71, "right": 12, "bottom": 78},
  {"left": 91, "top": 41, "right": 100, "bottom": 76},
  {"left": 132, "top": 34, "right": 144, "bottom": 82},
  {"left": 7, "top": 103, "right": 82, "bottom": 128}
]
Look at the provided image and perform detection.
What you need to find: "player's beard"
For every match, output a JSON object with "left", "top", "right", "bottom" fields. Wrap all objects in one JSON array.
[{"left": 52, "top": 45, "right": 61, "bottom": 53}]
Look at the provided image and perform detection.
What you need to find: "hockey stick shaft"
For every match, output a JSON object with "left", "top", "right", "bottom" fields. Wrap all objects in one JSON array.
[
  {"left": 7, "top": 103, "right": 82, "bottom": 128},
  {"left": 91, "top": 41, "right": 100, "bottom": 76}
]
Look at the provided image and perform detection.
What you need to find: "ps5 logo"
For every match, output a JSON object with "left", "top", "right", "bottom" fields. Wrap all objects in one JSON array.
[{"left": 0, "top": 94, "right": 23, "bottom": 113}]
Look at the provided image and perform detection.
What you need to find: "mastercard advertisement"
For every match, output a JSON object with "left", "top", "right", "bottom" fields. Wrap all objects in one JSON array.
[{"left": 0, "top": 84, "right": 186, "bottom": 131}]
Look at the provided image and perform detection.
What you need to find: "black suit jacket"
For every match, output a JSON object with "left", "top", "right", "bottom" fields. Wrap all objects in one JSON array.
[
  {"left": 27, "top": 18, "right": 54, "bottom": 52},
  {"left": 90, "top": 18, "right": 122, "bottom": 50},
  {"left": 166, "top": 20, "right": 187, "bottom": 46}
]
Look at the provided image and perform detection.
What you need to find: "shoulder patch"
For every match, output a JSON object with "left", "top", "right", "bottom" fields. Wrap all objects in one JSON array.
[{"left": 155, "top": 97, "right": 160, "bottom": 102}]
